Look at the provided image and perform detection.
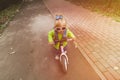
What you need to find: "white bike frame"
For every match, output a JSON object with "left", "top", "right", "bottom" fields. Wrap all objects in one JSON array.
[
  {"left": 59, "top": 46, "right": 69, "bottom": 64},
  {"left": 59, "top": 38, "right": 73, "bottom": 64}
]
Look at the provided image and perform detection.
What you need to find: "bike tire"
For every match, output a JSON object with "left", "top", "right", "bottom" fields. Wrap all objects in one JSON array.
[{"left": 61, "top": 55, "right": 68, "bottom": 73}]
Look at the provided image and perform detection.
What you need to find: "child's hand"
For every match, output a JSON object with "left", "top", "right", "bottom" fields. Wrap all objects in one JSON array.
[{"left": 73, "top": 41, "right": 78, "bottom": 48}]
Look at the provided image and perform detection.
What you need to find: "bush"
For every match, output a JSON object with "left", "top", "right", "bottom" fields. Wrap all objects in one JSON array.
[{"left": 0, "top": 0, "right": 22, "bottom": 11}]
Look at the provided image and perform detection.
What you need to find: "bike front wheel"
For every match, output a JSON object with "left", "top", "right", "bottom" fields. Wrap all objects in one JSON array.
[{"left": 60, "top": 55, "right": 68, "bottom": 73}]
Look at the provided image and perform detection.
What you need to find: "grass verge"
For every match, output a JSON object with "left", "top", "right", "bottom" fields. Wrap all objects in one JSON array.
[
  {"left": 66, "top": 0, "right": 120, "bottom": 22},
  {"left": 0, "top": 2, "right": 23, "bottom": 33}
]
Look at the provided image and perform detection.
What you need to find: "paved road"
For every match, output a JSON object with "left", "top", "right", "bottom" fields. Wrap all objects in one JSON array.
[{"left": 0, "top": 0, "right": 100, "bottom": 80}]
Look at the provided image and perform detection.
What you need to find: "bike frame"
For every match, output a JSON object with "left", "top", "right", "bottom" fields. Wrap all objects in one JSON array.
[
  {"left": 59, "top": 45, "right": 69, "bottom": 64},
  {"left": 55, "top": 39, "right": 73, "bottom": 72}
]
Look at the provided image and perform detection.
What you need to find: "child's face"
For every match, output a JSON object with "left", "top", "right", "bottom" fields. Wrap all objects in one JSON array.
[{"left": 55, "top": 27, "right": 66, "bottom": 33}]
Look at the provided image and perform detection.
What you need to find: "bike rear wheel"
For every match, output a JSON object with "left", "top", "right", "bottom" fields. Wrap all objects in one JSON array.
[{"left": 61, "top": 55, "right": 68, "bottom": 73}]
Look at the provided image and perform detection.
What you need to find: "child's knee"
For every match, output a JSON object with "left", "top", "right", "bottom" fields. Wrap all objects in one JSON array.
[{"left": 64, "top": 46, "right": 67, "bottom": 51}]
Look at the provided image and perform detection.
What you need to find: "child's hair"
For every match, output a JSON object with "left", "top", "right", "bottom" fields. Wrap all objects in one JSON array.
[{"left": 54, "top": 14, "right": 67, "bottom": 28}]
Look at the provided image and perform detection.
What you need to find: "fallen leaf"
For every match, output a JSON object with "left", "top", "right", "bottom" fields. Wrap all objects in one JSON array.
[{"left": 9, "top": 51, "right": 16, "bottom": 55}]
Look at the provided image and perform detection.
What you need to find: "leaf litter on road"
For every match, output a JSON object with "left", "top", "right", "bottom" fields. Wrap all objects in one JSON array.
[{"left": 8, "top": 47, "right": 16, "bottom": 55}]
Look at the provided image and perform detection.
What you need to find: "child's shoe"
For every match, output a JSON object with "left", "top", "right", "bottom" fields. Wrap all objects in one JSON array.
[
  {"left": 64, "top": 51, "right": 67, "bottom": 54},
  {"left": 55, "top": 55, "right": 59, "bottom": 60}
]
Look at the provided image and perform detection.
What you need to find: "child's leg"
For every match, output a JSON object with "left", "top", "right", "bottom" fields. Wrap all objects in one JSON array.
[
  {"left": 63, "top": 45, "right": 67, "bottom": 52},
  {"left": 56, "top": 48, "right": 61, "bottom": 54},
  {"left": 54, "top": 48, "right": 60, "bottom": 60}
]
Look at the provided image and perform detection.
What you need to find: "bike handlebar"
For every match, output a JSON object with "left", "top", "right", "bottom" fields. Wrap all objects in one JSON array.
[
  {"left": 55, "top": 38, "right": 73, "bottom": 42},
  {"left": 49, "top": 38, "right": 78, "bottom": 48},
  {"left": 67, "top": 38, "right": 73, "bottom": 41}
]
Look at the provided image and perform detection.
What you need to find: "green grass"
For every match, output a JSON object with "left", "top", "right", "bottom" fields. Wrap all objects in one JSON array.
[
  {"left": 66, "top": 0, "right": 120, "bottom": 22},
  {"left": 0, "top": 3, "right": 22, "bottom": 33}
]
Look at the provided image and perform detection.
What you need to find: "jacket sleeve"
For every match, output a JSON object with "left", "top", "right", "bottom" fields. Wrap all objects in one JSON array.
[
  {"left": 48, "top": 30, "right": 54, "bottom": 43},
  {"left": 67, "top": 29, "right": 75, "bottom": 38}
]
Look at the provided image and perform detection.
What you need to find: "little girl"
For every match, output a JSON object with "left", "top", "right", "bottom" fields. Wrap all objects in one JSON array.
[{"left": 48, "top": 15, "right": 76, "bottom": 60}]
